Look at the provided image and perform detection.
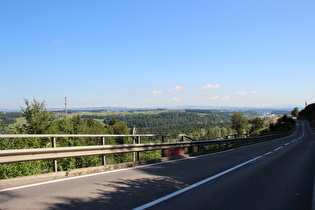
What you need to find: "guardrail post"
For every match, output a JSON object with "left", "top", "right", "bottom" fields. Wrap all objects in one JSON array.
[
  {"left": 52, "top": 137, "right": 57, "bottom": 172},
  {"left": 185, "top": 136, "right": 194, "bottom": 153},
  {"left": 188, "top": 145, "right": 194, "bottom": 153},
  {"left": 101, "top": 137, "right": 106, "bottom": 165},
  {"left": 181, "top": 135, "right": 184, "bottom": 142},
  {"left": 161, "top": 136, "right": 165, "bottom": 157},
  {"left": 136, "top": 136, "right": 140, "bottom": 161},
  {"left": 133, "top": 136, "right": 136, "bottom": 162}
]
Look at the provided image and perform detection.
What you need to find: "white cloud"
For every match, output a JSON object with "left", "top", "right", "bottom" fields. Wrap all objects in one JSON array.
[
  {"left": 152, "top": 90, "right": 162, "bottom": 95},
  {"left": 209, "top": 96, "right": 220, "bottom": 100},
  {"left": 169, "top": 86, "right": 183, "bottom": 93},
  {"left": 202, "top": 84, "right": 221, "bottom": 90},
  {"left": 236, "top": 91, "right": 247, "bottom": 96},
  {"left": 173, "top": 97, "right": 180, "bottom": 101},
  {"left": 222, "top": 96, "right": 230, "bottom": 101}
]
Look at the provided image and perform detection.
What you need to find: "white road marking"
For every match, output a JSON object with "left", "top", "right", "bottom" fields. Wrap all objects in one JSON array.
[
  {"left": 0, "top": 149, "right": 236, "bottom": 193},
  {"left": 274, "top": 146, "right": 283, "bottom": 152},
  {"left": 134, "top": 127, "right": 306, "bottom": 210},
  {"left": 1, "top": 121, "right": 305, "bottom": 197},
  {"left": 134, "top": 155, "right": 264, "bottom": 210},
  {"left": 264, "top": 151, "right": 273, "bottom": 156}
]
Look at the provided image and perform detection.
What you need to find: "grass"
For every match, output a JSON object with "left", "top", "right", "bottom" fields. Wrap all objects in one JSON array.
[{"left": 7, "top": 117, "right": 26, "bottom": 128}]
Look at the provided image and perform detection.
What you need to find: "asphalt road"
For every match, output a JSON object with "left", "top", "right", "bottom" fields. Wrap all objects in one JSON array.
[{"left": 1, "top": 120, "right": 314, "bottom": 210}]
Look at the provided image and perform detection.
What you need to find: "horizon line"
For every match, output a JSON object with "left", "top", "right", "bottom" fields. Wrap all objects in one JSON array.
[{"left": 0, "top": 104, "right": 305, "bottom": 112}]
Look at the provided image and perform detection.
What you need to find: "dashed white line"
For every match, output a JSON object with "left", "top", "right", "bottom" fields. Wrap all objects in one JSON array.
[
  {"left": 134, "top": 155, "right": 263, "bottom": 210},
  {"left": 135, "top": 132, "right": 305, "bottom": 209},
  {"left": 274, "top": 146, "right": 283, "bottom": 152}
]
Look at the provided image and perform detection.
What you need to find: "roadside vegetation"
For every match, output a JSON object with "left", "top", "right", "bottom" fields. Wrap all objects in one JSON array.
[
  {"left": 298, "top": 103, "right": 315, "bottom": 128},
  {"left": 0, "top": 99, "right": 296, "bottom": 179}
]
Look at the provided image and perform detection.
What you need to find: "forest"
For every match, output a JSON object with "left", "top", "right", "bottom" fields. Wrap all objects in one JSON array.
[
  {"left": 0, "top": 99, "right": 297, "bottom": 179},
  {"left": 0, "top": 111, "right": 22, "bottom": 128}
]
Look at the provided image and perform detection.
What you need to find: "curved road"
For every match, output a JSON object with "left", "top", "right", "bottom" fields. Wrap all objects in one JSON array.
[{"left": 1, "top": 120, "right": 314, "bottom": 210}]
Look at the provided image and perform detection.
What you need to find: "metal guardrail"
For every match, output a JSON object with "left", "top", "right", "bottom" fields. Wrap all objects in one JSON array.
[
  {"left": 0, "top": 130, "right": 294, "bottom": 172},
  {"left": 0, "top": 134, "right": 187, "bottom": 172},
  {"left": 0, "top": 134, "right": 186, "bottom": 139}
]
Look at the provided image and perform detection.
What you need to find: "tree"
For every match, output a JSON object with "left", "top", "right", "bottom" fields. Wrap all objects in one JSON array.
[
  {"left": 111, "top": 121, "right": 129, "bottom": 135},
  {"left": 111, "top": 121, "right": 130, "bottom": 145},
  {"left": 0, "top": 120, "right": 3, "bottom": 133},
  {"left": 270, "top": 115, "right": 295, "bottom": 132},
  {"left": 51, "top": 117, "right": 73, "bottom": 134},
  {"left": 231, "top": 112, "right": 248, "bottom": 136},
  {"left": 87, "top": 117, "right": 96, "bottom": 128},
  {"left": 18, "top": 99, "right": 55, "bottom": 134},
  {"left": 250, "top": 117, "right": 264, "bottom": 133},
  {"left": 109, "top": 117, "right": 118, "bottom": 126},
  {"left": 298, "top": 103, "right": 315, "bottom": 128},
  {"left": 0, "top": 99, "right": 56, "bottom": 178},
  {"left": 207, "top": 127, "right": 221, "bottom": 139},
  {"left": 109, "top": 121, "right": 131, "bottom": 163},
  {"left": 71, "top": 115, "right": 84, "bottom": 134},
  {"left": 291, "top": 107, "right": 299, "bottom": 118}
]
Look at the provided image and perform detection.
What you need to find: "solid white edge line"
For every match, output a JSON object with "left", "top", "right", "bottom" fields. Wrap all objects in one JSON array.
[
  {"left": 133, "top": 155, "right": 263, "bottom": 210},
  {"left": 135, "top": 125, "right": 307, "bottom": 210},
  {"left": 0, "top": 149, "right": 237, "bottom": 193},
  {"left": 1, "top": 122, "right": 305, "bottom": 194}
]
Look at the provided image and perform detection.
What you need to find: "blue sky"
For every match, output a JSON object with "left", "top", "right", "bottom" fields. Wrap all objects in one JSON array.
[{"left": 1, "top": 0, "right": 314, "bottom": 109}]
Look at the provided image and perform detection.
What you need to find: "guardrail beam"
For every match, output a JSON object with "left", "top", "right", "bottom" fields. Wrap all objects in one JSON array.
[{"left": 0, "top": 130, "right": 295, "bottom": 169}]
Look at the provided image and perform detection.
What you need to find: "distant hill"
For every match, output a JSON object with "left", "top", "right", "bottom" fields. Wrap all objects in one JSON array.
[
  {"left": 0, "top": 108, "right": 21, "bottom": 112},
  {"left": 1, "top": 104, "right": 303, "bottom": 112},
  {"left": 145, "top": 105, "right": 304, "bottom": 111}
]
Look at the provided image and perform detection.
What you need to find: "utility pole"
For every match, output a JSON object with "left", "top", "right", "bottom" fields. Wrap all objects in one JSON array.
[{"left": 65, "top": 97, "right": 67, "bottom": 118}]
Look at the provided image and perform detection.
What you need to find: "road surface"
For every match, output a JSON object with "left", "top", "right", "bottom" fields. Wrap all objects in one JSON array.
[{"left": 1, "top": 120, "right": 314, "bottom": 210}]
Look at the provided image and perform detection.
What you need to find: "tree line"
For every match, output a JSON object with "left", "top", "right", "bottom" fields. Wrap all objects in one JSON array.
[
  {"left": 0, "top": 99, "right": 297, "bottom": 179},
  {"left": 0, "top": 111, "right": 22, "bottom": 129},
  {"left": 0, "top": 99, "right": 131, "bottom": 178}
]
